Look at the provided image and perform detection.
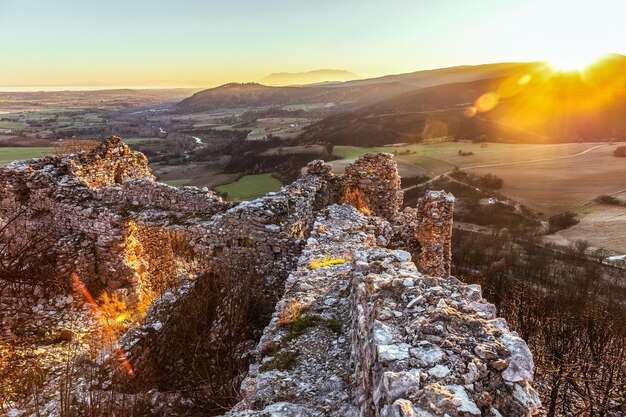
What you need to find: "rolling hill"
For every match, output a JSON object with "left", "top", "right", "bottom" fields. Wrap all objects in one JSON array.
[
  {"left": 174, "top": 82, "right": 416, "bottom": 113},
  {"left": 259, "top": 69, "right": 359, "bottom": 86},
  {"left": 300, "top": 55, "right": 626, "bottom": 145},
  {"left": 175, "top": 55, "right": 626, "bottom": 146},
  {"left": 176, "top": 62, "right": 556, "bottom": 113}
]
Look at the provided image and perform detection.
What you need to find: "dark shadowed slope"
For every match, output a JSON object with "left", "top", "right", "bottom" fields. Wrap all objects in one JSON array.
[
  {"left": 300, "top": 55, "right": 626, "bottom": 145},
  {"left": 174, "top": 82, "right": 416, "bottom": 113}
]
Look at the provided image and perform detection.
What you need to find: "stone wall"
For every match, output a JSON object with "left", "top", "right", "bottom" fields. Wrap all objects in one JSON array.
[
  {"left": 223, "top": 204, "right": 540, "bottom": 417},
  {"left": 66, "top": 136, "right": 155, "bottom": 187},
  {"left": 351, "top": 248, "right": 540, "bottom": 417},
  {"left": 0, "top": 137, "right": 230, "bottom": 304},
  {"left": 391, "top": 191, "right": 455, "bottom": 276},
  {"left": 342, "top": 153, "right": 403, "bottom": 219},
  {"left": 0, "top": 137, "right": 540, "bottom": 416}
]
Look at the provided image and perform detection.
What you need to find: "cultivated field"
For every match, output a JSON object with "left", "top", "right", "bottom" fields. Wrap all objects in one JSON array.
[
  {"left": 465, "top": 145, "right": 626, "bottom": 214},
  {"left": 215, "top": 173, "right": 282, "bottom": 200},
  {"left": 544, "top": 200, "right": 626, "bottom": 253},
  {"left": 333, "top": 141, "right": 626, "bottom": 214},
  {"left": 0, "top": 147, "right": 52, "bottom": 164},
  {"left": 0, "top": 121, "right": 26, "bottom": 129}
]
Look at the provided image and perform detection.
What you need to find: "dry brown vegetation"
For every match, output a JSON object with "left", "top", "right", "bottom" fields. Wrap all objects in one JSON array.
[
  {"left": 341, "top": 187, "right": 372, "bottom": 216},
  {"left": 453, "top": 229, "right": 626, "bottom": 416}
]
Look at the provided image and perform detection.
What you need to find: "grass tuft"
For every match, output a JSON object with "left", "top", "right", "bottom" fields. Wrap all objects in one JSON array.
[
  {"left": 259, "top": 351, "right": 298, "bottom": 372},
  {"left": 325, "top": 319, "right": 342, "bottom": 334},
  {"left": 308, "top": 257, "right": 347, "bottom": 269}
]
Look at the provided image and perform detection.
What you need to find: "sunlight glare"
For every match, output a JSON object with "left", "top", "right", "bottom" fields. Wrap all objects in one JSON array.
[{"left": 547, "top": 52, "right": 604, "bottom": 72}]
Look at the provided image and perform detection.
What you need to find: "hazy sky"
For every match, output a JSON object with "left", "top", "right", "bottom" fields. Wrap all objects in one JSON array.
[{"left": 1, "top": 0, "right": 624, "bottom": 88}]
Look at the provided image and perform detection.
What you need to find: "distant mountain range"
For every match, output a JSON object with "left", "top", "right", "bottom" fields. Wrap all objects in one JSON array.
[
  {"left": 176, "top": 55, "right": 626, "bottom": 145},
  {"left": 259, "top": 69, "right": 359, "bottom": 86}
]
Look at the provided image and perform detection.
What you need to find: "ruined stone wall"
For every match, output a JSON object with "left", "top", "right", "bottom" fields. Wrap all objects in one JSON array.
[
  {"left": 342, "top": 153, "right": 403, "bottom": 219},
  {"left": 133, "top": 224, "right": 178, "bottom": 294},
  {"left": 93, "top": 179, "right": 227, "bottom": 216},
  {"left": 66, "top": 136, "right": 155, "bottom": 187},
  {"left": 1, "top": 138, "right": 540, "bottom": 416},
  {"left": 351, "top": 248, "right": 540, "bottom": 417},
  {"left": 224, "top": 205, "right": 540, "bottom": 417},
  {"left": 392, "top": 190, "right": 455, "bottom": 276},
  {"left": 0, "top": 137, "right": 230, "bottom": 304},
  {"left": 179, "top": 160, "right": 340, "bottom": 299}
]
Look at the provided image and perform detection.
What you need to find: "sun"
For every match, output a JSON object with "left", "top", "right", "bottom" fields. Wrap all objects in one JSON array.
[{"left": 547, "top": 51, "right": 605, "bottom": 72}]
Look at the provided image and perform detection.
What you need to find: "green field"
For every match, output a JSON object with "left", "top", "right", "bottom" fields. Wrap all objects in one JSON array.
[
  {"left": 163, "top": 178, "right": 191, "bottom": 187},
  {"left": 0, "top": 121, "right": 26, "bottom": 129},
  {"left": 0, "top": 147, "right": 52, "bottom": 164},
  {"left": 215, "top": 173, "right": 282, "bottom": 200},
  {"left": 123, "top": 137, "right": 163, "bottom": 145}
]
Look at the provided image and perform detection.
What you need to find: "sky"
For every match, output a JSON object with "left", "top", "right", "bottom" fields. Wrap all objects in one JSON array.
[{"left": 0, "top": 0, "right": 625, "bottom": 88}]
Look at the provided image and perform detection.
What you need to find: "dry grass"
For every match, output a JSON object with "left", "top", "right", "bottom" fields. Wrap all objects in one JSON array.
[
  {"left": 544, "top": 203, "right": 626, "bottom": 253},
  {"left": 341, "top": 187, "right": 372, "bottom": 216},
  {"left": 278, "top": 300, "right": 305, "bottom": 325},
  {"left": 308, "top": 257, "right": 348, "bottom": 269}
]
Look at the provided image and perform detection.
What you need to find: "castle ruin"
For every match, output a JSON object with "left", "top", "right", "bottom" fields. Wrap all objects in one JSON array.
[{"left": 0, "top": 137, "right": 540, "bottom": 416}]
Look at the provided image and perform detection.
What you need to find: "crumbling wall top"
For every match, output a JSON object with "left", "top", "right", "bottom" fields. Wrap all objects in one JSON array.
[
  {"left": 342, "top": 153, "right": 403, "bottom": 219},
  {"left": 66, "top": 136, "right": 155, "bottom": 187}
]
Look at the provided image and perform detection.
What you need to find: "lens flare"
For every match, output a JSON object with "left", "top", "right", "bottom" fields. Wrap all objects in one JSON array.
[
  {"left": 70, "top": 273, "right": 136, "bottom": 377},
  {"left": 464, "top": 106, "right": 478, "bottom": 118},
  {"left": 518, "top": 74, "right": 532, "bottom": 85},
  {"left": 474, "top": 92, "right": 499, "bottom": 113}
]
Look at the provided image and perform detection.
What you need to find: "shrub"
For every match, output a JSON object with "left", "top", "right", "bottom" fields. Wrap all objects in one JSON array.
[
  {"left": 0, "top": 204, "right": 63, "bottom": 293},
  {"left": 449, "top": 170, "right": 504, "bottom": 190},
  {"left": 613, "top": 145, "right": 626, "bottom": 157},
  {"left": 594, "top": 195, "right": 623, "bottom": 206},
  {"left": 548, "top": 212, "right": 579, "bottom": 233},
  {"left": 129, "top": 253, "right": 274, "bottom": 414}
]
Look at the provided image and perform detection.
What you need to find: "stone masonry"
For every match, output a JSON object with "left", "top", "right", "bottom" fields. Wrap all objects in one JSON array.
[
  {"left": 0, "top": 138, "right": 540, "bottom": 416},
  {"left": 223, "top": 205, "right": 540, "bottom": 417}
]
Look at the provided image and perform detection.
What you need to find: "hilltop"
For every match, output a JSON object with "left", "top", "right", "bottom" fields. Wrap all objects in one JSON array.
[
  {"left": 259, "top": 69, "right": 359, "bottom": 86},
  {"left": 174, "top": 81, "right": 415, "bottom": 113}
]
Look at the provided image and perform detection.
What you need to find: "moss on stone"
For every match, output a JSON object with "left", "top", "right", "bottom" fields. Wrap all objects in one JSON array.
[{"left": 259, "top": 351, "right": 298, "bottom": 372}]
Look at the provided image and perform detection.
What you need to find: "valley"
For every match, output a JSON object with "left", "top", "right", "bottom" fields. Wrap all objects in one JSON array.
[{"left": 1, "top": 58, "right": 625, "bottom": 260}]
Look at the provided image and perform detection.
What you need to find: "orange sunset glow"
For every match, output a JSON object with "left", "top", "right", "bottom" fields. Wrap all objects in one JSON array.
[{"left": 1, "top": 1, "right": 625, "bottom": 416}]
